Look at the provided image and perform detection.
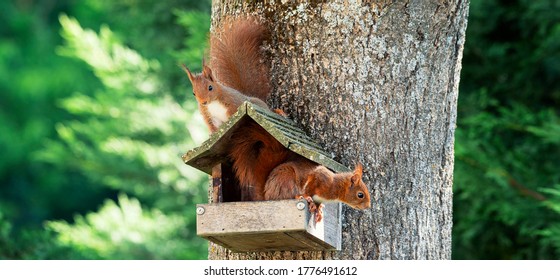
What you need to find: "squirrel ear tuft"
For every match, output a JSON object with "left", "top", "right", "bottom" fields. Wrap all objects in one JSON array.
[
  {"left": 181, "top": 64, "right": 195, "bottom": 82},
  {"left": 354, "top": 163, "right": 363, "bottom": 176},
  {"left": 351, "top": 163, "right": 363, "bottom": 184},
  {"left": 202, "top": 65, "right": 214, "bottom": 82}
]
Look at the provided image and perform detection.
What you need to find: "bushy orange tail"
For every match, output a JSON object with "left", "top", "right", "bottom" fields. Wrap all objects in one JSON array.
[
  {"left": 210, "top": 16, "right": 270, "bottom": 102},
  {"left": 228, "top": 122, "right": 291, "bottom": 200}
]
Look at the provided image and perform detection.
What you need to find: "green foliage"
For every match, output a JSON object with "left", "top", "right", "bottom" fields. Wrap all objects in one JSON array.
[
  {"left": 540, "top": 185, "right": 560, "bottom": 256},
  {"left": 38, "top": 14, "right": 208, "bottom": 258},
  {"left": 0, "top": 0, "right": 112, "bottom": 229},
  {"left": 1, "top": 0, "right": 211, "bottom": 259},
  {"left": 48, "top": 195, "right": 200, "bottom": 259},
  {"left": 0, "top": 210, "right": 81, "bottom": 259},
  {"left": 77, "top": 0, "right": 211, "bottom": 101},
  {"left": 453, "top": 0, "right": 560, "bottom": 259},
  {"left": 39, "top": 15, "right": 207, "bottom": 202}
]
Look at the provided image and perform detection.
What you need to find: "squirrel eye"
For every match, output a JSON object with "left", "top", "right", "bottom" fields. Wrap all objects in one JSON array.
[
  {"left": 357, "top": 192, "right": 364, "bottom": 199},
  {"left": 192, "top": 91, "right": 196, "bottom": 96},
  {"left": 208, "top": 85, "right": 213, "bottom": 91}
]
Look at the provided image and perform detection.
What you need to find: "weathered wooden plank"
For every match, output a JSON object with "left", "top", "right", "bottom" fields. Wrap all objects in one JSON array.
[
  {"left": 196, "top": 199, "right": 341, "bottom": 251},
  {"left": 182, "top": 101, "right": 351, "bottom": 174},
  {"left": 308, "top": 202, "right": 341, "bottom": 251},
  {"left": 197, "top": 199, "right": 308, "bottom": 235},
  {"left": 207, "top": 232, "right": 325, "bottom": 252},
  {"left": 247, "top": 105, "right": 325, "bottom": 151},
  {"left": 246, "top": 103, "right": 349, "bottom": 172}
]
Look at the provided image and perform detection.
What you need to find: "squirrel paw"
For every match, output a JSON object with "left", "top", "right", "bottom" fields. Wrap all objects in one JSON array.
[
  {"left": 297, "top": 195, "right": 317, "bottom": 212},
  {"left": 273, "top": 108, "right": 288, "bottom": 117},
  {"left": 297, "top": 195, "right": 322, "bottom": 222}
]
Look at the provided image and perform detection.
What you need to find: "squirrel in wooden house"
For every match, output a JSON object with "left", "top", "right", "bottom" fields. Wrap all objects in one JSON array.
[
  {"left": 265, "top": 160, "right": 370, "bottom": 222},
  {"left": 182, "top": 16, "right": 371, "bottom": 221}
]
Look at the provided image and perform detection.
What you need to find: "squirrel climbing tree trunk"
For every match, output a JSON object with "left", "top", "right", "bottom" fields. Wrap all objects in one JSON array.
[{"left": 208, "top": 0, "right": 469, "bottom": 260}]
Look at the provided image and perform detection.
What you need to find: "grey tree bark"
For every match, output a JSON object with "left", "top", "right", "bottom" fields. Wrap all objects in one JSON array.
[{"left": 208, "top": 0, "right": 469, "bottom": 260}]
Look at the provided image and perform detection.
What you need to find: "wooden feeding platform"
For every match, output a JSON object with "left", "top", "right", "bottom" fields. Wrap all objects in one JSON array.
[
  {"left": 195, "top": 199, "right": 341, "bottom": 252},
  {"left": 182, "top": 102, "right": 346, "bottom": 252}
]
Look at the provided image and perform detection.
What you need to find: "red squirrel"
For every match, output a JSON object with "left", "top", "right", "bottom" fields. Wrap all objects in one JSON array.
[
  {"left": 182, "top": 17, "right": 287, "bottom": 200},
  {"left": 182, "top": 64, "right": 269, "bottom": 132},
  {"left": 181, "top": 16, "right": 272, "bottom": 133},
  {"left": 264, "top": 160, "right": 371, "bottom": 222}
]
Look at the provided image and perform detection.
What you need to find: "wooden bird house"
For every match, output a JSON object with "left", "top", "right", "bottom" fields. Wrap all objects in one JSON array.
[{"left": 182, "top": 102, "right": 347, "bottom": 252}]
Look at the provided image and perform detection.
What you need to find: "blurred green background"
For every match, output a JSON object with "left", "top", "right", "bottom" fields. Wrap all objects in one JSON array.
[{"left": 0, "top": 0, "right": 558, "bottom": 259}]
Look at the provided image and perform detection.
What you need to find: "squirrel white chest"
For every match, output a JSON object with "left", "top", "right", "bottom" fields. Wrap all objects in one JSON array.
[{"left": 206, "top": 101, "right": 229, "bottom": 127}]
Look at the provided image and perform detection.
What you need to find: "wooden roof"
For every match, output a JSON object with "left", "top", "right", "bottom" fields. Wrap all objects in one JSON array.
[{"left": 182, "top": 101, "right": 349, "bottom": 174}]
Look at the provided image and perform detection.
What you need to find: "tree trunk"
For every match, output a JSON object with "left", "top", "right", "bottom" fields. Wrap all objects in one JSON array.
[{"left": 208, "top": 0, "right": 469, "bottom": 260}]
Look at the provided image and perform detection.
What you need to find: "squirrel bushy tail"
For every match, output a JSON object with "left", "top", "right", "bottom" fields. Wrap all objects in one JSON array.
[
  {"left": 228, "top": 122, "right": 292, "bottom": 201},
  {"left": 210, "top": 17, "right": 270, "bottom": 102},
  {"left": 181, "top": 16, "right": 271, "bottom": 133}
]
